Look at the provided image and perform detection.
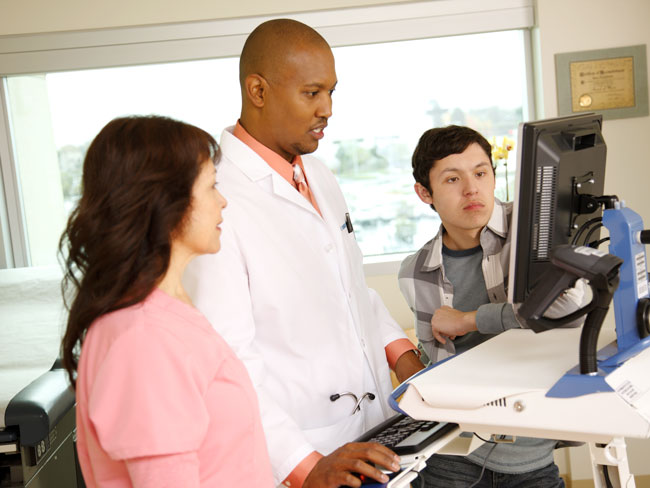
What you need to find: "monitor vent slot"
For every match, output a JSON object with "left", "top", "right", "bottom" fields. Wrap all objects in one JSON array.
[
  {"left": 532, "top": 165, "right": 556, "bottom": 262},
  {"left": 484, "top": 397, "right": 508, "bottom": 408}
]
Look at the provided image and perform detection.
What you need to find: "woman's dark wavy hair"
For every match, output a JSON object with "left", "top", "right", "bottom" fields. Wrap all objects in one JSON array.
[{"left": 59, "top": 115, "right": 218, "bottom": 387}]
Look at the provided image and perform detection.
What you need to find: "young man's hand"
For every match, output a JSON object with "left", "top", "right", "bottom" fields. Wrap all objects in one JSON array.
[
  {"left": 431, "top": 306, "right": 477, "bottom": 344},
  {"left": 302, "top": 442, "right": 400, "bottom": 488}
]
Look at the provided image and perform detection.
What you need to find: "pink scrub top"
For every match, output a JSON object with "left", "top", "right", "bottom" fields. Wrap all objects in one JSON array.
[{"left": 75, "top": 288, "right": 273, "bottom": 487}]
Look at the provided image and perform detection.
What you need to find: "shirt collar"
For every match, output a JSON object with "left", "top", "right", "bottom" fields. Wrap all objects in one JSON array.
[
  {"left": 485, "top": 198, "right": 508, "bottom": 238},
  {"left": 420, "top": 226, "right": 445, "bottom": 271},
  {"left": 233, "top": 121, "right": 304, "bottom": 188}
]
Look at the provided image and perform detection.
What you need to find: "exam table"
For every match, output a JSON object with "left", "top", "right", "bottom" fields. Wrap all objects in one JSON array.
[{"left": 0, "top": 265, "right": 84, "bottom": 487}]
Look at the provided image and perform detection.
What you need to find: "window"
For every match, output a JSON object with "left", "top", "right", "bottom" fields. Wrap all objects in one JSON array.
[
  {"left": 0, "top": 0, "right": 534, "bottom": 267},
  {"left": 321, "top": 30, "right": 528, "bottom": 256}
]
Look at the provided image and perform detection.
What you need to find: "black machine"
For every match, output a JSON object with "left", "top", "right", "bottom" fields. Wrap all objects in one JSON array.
[
  {"left": 508, "top": 113, "right": 608, "bottom": 304},
  {"left": 518, "top": 244, "right": 623, "bottom": 374},
  {"left": 1, "top": 360, "right": 85, "bottom": 487},
  {"left": 508, "top": 113, "right": 650, "bottom": 394}
]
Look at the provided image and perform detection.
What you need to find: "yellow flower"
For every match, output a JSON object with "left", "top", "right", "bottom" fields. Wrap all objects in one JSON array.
[
  {"left": 503, "top": 137, "right": 515, "bottom": 152},
  {"left": 491, "top": 136, "right": 515, "bottom": 161}
]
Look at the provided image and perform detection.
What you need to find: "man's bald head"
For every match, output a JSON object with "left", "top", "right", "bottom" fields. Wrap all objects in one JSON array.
[
  {"left": 237, "top": 19, "right": 337, "bottom": 162},
  {"left": 239, "top": 19, "right": 330, "bottom": 88}
]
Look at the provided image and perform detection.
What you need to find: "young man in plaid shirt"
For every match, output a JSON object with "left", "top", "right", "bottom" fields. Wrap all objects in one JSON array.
[{"left": 398, "top": 125, "right": 587, "bottom": 487}]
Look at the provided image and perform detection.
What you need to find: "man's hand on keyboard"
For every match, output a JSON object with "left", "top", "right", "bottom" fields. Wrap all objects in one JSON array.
[{"left": 303, "top": 442, "right": 401, "bottom": 488}]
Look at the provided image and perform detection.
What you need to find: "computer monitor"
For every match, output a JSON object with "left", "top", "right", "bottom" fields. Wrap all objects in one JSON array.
[{"left": 508, "top": 113, "right": 607, "bottom": 304}]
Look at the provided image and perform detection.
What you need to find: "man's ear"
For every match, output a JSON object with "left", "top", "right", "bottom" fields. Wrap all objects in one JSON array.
[
  {"left": 244, "top": 74, "right": 267, "bottom": 108},
  {"left": 414, "top": 182, "right": 433, "bottom": 205}
]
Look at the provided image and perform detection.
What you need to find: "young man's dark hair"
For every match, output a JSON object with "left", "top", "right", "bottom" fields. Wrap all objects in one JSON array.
[{"left": 411, "top": 125, "right": 494, "bottom": 193}]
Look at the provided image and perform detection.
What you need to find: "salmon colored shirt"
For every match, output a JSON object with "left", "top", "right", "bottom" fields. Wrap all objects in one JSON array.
[
  {"left": 75, "top": 288, "right": 274, "bottom": 487},
  {"left": 233, "top": 121, "right": 417, "bottom": 487}
]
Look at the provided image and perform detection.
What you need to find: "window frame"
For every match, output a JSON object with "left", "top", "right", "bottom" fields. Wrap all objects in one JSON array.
[
  {"left": 0, "top": 0, "right": 535, "bottom": 270},
  {"left": 0, "top": 84, "right": 26, "bottom": 268}
]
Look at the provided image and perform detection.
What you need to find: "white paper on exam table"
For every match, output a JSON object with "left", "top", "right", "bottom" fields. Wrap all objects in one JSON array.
[{"left": 0, "top": 265, "right": 65, "bottom": 428}]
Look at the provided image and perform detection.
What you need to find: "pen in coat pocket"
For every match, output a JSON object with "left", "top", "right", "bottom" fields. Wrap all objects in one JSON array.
[{"left": 340, "top": 213, "right": 354, "bottom": 233}]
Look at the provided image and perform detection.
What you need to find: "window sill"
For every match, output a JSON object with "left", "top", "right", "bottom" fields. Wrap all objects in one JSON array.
[{"left": 363, "top": 252, "right": 411, "bottom": 277}]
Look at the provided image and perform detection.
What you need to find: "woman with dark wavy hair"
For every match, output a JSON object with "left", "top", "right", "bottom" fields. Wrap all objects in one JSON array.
[{"left": 60, "top": 116, "right": 273, "bottom": 487}]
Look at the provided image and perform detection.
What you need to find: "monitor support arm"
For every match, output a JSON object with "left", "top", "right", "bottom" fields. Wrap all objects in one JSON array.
[
  {"left": 518, "top": 245, "right": 623, "bottom": 374},
  {"left": 575, "top": 194, "right": 619, "bottom": 216}
]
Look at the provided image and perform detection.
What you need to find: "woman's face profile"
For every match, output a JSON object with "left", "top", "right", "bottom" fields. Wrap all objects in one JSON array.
[{"left": 175, "top": 160, "right": 227, "bottom": 257}]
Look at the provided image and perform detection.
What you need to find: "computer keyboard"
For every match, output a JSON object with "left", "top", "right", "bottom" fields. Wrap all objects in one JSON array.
[
  {"left": 345, "top": 415, "right": 459, "bottom": 487},
  {"left": 356, "top": 414, "right": 457, "bottom": 455}
]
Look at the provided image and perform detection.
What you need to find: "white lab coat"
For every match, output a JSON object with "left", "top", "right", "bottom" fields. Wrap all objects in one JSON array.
[{"left": 184, "top": 127, "right": 407, "bottom": 485}]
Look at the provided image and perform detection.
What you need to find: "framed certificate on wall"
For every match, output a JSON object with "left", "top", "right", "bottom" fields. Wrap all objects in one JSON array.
[{"left": 555, "top": 44, "right": 648, "bottom": 120}]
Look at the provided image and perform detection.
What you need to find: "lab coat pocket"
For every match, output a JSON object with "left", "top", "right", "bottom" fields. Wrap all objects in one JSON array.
[
  {"left": 303, "top": 411, "right": 365, "bottom": 455},
  {"left": 339, "top": 224, "right": 365, "bottom": 283}
]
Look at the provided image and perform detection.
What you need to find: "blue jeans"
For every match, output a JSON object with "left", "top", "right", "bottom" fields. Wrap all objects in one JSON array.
[{"left": 415, "top": 455, "right": 565, "bottom": 488}]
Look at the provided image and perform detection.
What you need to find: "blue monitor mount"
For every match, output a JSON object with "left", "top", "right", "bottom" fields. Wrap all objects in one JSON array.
[{"left": 519, "top": 199, "right": 650, "bottom": 398}]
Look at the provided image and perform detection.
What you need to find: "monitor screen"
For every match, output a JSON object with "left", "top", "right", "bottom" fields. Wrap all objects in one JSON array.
[{"left": 508, "top": 113, "right": 607, "bottom": 304}]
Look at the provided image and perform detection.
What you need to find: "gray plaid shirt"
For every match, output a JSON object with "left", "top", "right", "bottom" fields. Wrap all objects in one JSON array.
[
  {"left": 398, "top": 199, "right": 588, "bottom": 471},
  {"left": 398, "top": 198, "right": 588, "bottom": 366},
  {"left": 398, "top": 199, "right": 515, "bottom": 364}
]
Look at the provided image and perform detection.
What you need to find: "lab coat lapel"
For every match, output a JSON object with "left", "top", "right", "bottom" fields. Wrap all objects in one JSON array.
[
  {"left": 270, "top": 173, "right": 319, "bottom": 217},
  {"left": 220, "top": 128, "right": 320, "bottom": 217}
]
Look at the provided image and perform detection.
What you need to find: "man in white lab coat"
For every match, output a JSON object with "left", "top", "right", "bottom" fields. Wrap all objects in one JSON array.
[{"left": 184, "top": 19, "right": 425, "bottom": 488}]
